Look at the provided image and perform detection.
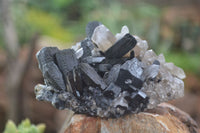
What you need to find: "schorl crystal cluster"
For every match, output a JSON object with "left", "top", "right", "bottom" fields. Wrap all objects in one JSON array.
[{"left": 34, "top": 21, "right": 185, "bottom": 118}]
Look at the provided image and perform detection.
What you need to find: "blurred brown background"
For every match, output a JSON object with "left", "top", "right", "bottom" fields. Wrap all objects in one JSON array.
[{"left": 0, "top": 0, "right": 200, "bottom": 132}]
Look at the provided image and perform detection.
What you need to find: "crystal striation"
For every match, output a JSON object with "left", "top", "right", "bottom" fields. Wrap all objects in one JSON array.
[{"left": 34, "top": 21, "right": 185, "bottom": 118}]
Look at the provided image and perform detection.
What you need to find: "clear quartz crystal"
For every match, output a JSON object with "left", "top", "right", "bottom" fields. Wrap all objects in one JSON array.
[
  {"left": 164, "top": 62, "right": 186, "bottom": 79},
  {"left": 141, "top": 64, "right": 160, "bottom": 81},
  {"left": 142, "top": 49, "right": 157, "bottom": 65},
  {"left": 71, "top": 42, "right": 81, "bottom": 51},
  {"left": 157, "top": 54, "right": 165, "bottom": 64},
  {"left": 115, "top": 25, "right": 129, "bottom": 41},
  {"left": 75, "top": 48, "right": 83, "bottom": 59},
  {"left": 142, "top": 73, "right": 184, "bottom": 109},
  {"left": 141, "top": 50, "right": 185, "bottom": 109},
  {"left": 92, "top": 25, "right": 116, "bottom": 52},
  {"left": 132, "top": 35, "right": 148, "bottom": 59}
]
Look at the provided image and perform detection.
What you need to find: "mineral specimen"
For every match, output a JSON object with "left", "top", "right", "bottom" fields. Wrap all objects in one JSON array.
[{"left": 34, "top": 21, "right": 185, "bottom": 118}]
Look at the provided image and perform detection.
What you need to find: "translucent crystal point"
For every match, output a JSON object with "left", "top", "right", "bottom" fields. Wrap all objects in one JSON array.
[
  {"left": 115, "top": 25, "right": 129, "bottom": 41},
  {"left": 92, "top": 25, "right": 116, "bottom": 52}
]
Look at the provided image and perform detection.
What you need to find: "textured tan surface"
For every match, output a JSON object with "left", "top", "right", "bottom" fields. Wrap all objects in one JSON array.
[{"left": 64, "top": 115, "right": 101, "bottom": 133}]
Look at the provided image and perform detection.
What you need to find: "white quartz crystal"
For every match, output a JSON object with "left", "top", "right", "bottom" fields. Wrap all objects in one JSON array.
[
  {"left": 92, "top": 25, "right": 116, "bottom": 52},
  {"left": 142, "top": 65, "right": 184, "bottom": 109},
  {"left": 142, "top": 49, "right": 157, "bottom": 65},
  {"left": 75, "top": 47, "right": 83, "bottom": 59},
  {"left": 141, "top": 49, "right": 185, "bottom": 109},
  {"left": 134, "top": 42, "right": 148, "bottom": 59},
  {"left": 115, "top": 25, "right": 129, "bottom": 41},
  {"left": 141, "top": 64, "right": 160, "bottom": 81},
  {"left": 157, "top": 54, "right": 165, "bottom": 64},
  {"left": 164, "top": 62, "right": 186, "bottom": 79},
  {"left": 71, "top": 42, "right": 81, "bottom": 51}
]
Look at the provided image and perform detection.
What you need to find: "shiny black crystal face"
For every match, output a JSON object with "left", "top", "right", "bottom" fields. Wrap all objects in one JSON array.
[{"left": 35, "top": 21, "right": 152, "bottom": 118}]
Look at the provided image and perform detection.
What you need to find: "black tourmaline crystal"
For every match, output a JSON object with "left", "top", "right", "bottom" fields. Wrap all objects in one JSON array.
[
  {"left": 35, "top": 21, "right": 184, "bottom": 118},
  {"left": 105, "top": 33, "right": 137, "bottom": 58}
]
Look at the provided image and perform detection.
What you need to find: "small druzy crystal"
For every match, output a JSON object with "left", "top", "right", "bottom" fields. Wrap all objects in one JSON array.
[{"left": 34, "top": 21, "right": 185, "bottom": 118}]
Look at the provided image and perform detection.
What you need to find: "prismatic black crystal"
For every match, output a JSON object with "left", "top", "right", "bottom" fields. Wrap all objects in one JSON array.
[
  {"left": 105, "top": 33, "right": 137, "bottom": 58},
  {"left": 35, "top": 21, "right": 185, "bottom": 118}
]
